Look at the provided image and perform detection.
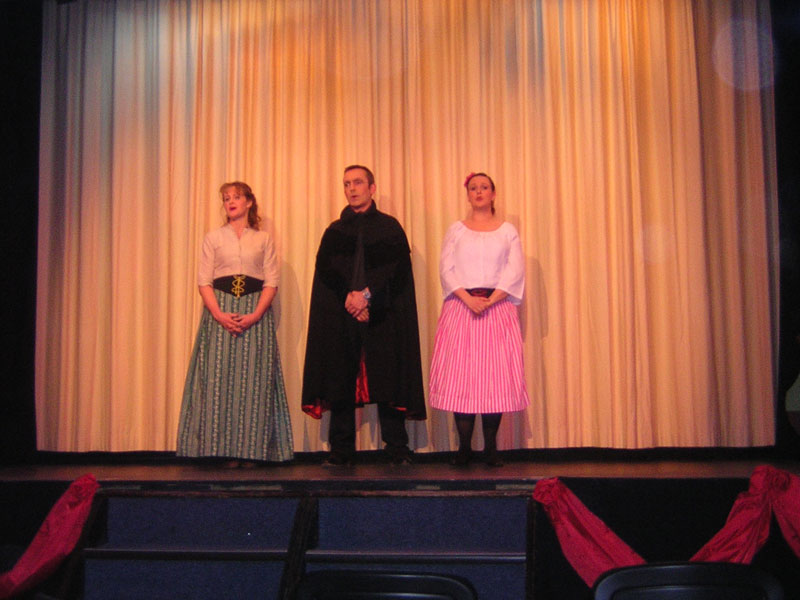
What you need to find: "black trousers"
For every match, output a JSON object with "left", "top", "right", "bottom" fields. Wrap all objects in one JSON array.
[
  {"left": 327, "top": 318, "right": 409, "bottom": 456},
  {"left": 329, "top": 399, "right": 409, "bottom": 456}
]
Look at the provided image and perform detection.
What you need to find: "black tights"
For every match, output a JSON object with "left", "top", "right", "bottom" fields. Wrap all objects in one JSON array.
[{"left": 454, "top": 412, "right": 502, "bottom": 453}]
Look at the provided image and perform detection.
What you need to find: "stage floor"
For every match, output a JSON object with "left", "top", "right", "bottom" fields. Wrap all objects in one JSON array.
[{"left": 2, "top": 451, "right": 798, "bottom": 491}]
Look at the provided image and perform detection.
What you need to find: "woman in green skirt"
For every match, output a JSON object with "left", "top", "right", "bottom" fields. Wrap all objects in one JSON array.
[{"left": 177, "top": 182, "right": 294, "bottom": 466}]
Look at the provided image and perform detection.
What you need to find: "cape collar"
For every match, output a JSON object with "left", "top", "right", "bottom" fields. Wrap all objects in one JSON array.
[{"left": 340, "top": 200, "right": 377, "bottom": 222}]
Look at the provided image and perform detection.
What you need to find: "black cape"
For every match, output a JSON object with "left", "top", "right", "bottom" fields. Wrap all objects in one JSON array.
[{"left": 301, "top": 202, "right": 426, "bottom": 420}]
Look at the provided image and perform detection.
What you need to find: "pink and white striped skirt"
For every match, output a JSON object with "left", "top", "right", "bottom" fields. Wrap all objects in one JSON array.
[{"left": 429, "top": 296, "right": 530, "bottom": 413}]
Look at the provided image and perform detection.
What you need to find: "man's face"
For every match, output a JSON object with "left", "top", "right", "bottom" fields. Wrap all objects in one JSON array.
[{"left": 343, "top": 168, "right": 375, "bottom": 213}]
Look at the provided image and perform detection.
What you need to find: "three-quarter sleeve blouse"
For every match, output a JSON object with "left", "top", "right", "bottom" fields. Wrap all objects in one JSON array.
[
  {"left": 439, "top": 221, "right": 525, "bottom": 305},
  {"left": 197, "top": 225, "right": 280, "bottom": 288}
]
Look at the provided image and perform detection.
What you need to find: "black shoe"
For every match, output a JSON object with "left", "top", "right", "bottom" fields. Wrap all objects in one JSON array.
[
  {"left": 323, "top": 452, "right": 355, "bottom": 466},
  {"left": 450, "top": 449, "right": 472, "bottom": 466},
  {"left": 485, "top": 449, "right": 504, "bottom": 467},
  {"left": 386, "top": 447, "right": 413, "bottom": 465}
]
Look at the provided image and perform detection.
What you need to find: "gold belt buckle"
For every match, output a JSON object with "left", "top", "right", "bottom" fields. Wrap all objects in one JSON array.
[{"left": 231, "top": 275, "right": 245, "bottom": 298}]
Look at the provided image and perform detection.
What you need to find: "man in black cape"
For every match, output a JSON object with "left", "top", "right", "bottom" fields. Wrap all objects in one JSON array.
[{"left": 302, "top": 165, "right": 426, "bottom": 465}]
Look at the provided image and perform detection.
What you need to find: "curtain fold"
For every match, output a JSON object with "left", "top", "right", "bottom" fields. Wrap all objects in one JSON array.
[
  {"left": 36, "top": 0, "right": 777, "bottom": 452},
  {"left": 533, "top": 466, "right": 800, "bottom": 587}
]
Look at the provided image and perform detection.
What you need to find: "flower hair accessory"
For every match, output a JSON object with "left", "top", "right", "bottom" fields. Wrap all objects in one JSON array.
[{"left": 463, "top": 172, "right": 476, "bottom": 188}]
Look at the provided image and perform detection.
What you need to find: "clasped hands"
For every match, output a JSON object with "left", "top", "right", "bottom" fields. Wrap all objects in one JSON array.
[
  {"left": 345, "top": 288, "right": 370, "bottom": 322},
  {"left": 453, "top": 288, "right": 498, "bottom": 315},
  {"left": 217, "top": 312, "right": 258, "bottom": 336},
  {"left": 462, "top": 294, "right": 492, "bottom": 315}
]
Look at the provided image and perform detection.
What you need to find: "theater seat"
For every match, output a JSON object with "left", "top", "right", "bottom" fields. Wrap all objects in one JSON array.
[
  {"left": 295, "top": 570, "right": 478, "bottom": 600},
  {"left": 593, "top": 562, "right": 783, "bottom": 600}
]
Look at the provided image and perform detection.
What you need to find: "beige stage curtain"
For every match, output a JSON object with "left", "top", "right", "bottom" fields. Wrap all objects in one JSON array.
[{"left": 36, "top": 0, "right": 777, "bottom": 452}]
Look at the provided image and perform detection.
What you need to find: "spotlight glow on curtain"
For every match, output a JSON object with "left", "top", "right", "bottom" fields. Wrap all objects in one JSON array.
[{"left": 36, "top": 0, "right": 777, "bottom": 452}]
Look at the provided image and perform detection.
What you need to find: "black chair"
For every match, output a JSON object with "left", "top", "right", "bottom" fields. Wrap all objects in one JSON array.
[
  {"left": 593, "top": 562, "right": 783, "bottom": 600},
  {"left": 295, "top": 570, "right": 478, "bottom": 600}
]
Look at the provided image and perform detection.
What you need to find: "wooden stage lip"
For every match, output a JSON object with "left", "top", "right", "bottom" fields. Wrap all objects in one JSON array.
[{"left": 1, "top": 451, "right": 798, "bottom": 491}]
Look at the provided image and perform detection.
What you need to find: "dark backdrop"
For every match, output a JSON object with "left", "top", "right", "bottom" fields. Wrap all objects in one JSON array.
[
  {"left": 0, "top": 1, "right": 41, "bottom": 464},
  {"left": 1, "top": 1, "right": 798, "bottom": 464}
]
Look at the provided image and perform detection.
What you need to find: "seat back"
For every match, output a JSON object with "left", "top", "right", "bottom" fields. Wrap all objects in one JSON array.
[
  {"left": 295, "top": 570, "right": 478, "bottom": 600},
  {"left": 593, "top": 562, "right": 783, "bottom": 600}
]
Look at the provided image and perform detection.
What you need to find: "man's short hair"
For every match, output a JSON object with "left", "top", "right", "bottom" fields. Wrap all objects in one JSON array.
[{"left": 344, "top": 164, "right": 375, "bottom": 186}]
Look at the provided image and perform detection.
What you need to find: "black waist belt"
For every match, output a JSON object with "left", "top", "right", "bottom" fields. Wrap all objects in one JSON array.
[
  {"left": 213, "top": 275, "right": 263, "bottom": 298},
  {"left": 466, "top": 288, "right": 495, "bottom": 298}
]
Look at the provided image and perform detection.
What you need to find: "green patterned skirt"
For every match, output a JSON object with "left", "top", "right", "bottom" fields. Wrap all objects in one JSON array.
[{"left": 177, "top": 290, "right": 294, "bottom": 462}]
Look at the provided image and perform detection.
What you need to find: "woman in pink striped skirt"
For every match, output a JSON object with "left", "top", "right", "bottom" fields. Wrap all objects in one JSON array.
[{"left": 429, "top": 172, "right": 529, "bottom": 466}]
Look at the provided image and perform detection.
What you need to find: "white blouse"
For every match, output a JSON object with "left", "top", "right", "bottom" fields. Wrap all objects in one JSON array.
[
  {"left": 197, "top": 225, "right": 279, "bottom": 288},
  {"left": 439, "top": 220, "right": 525, "bottom": 305}
]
